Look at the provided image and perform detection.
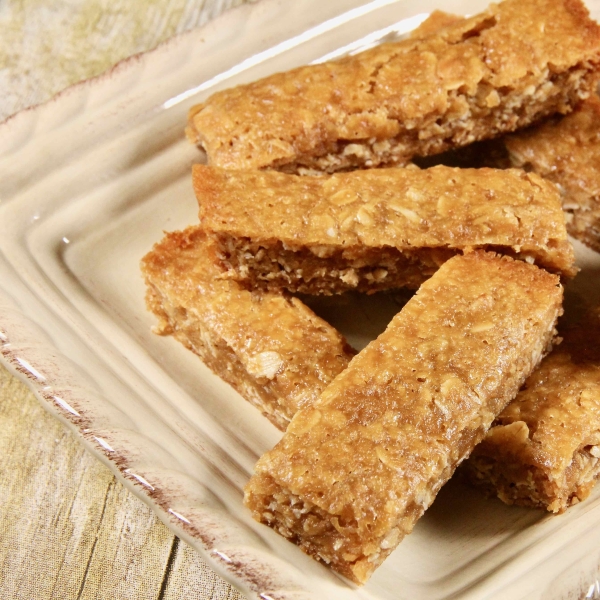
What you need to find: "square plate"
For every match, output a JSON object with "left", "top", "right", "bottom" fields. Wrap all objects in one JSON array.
[{"left": 2, "top": 1, "right": 600, "bottom": 598}]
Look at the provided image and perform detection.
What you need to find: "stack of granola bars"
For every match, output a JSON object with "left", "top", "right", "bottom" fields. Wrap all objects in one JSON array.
[{"left": 141, "top": 0, "right": 600, "bottom": 585}]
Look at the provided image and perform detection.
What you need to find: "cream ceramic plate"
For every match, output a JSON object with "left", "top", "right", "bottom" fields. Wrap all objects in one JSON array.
[{"left": 2, "top": 1, "right": 600, "bottom": 598}]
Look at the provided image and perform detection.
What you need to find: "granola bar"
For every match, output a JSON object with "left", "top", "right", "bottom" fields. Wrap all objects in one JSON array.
[
  {"left": 195, "top": 164, "right": 575, "bottom": 295},
  {"left": 244, "top": 251, "right": 563, "bottom": 583},
  {"left": 504, "top": 95, "right": 600, "bottom": 253},
  {"left": 141, "top": 226, "right": 355, "bottom": 430},
  {"left": 408, "top": 10, "right": 464, "bottom": 39},
  {"left": 187, "top": 0, "right": 600, "bottom": 173},
  {"left": 463, "top": 308, "right": 600, "bottom": 513}
]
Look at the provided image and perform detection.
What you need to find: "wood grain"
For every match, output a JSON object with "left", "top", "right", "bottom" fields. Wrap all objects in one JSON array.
[
  {"left": 0, "top": 366, "right": 245, "bottom": 598},
  {"left": 0, "top": 0, "right": 255, "bottom": 123},
  {"left": 0, "top": 0, "right": 252, "bottom": 598}
]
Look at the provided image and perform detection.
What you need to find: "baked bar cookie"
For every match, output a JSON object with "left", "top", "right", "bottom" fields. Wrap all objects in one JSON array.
[
  {"left": 408, "top": 10, "right": 464, "bottom": 39},
  {"left": 505, "top": 95, "right": 600, "bottom": 253},
  {"left": 244, "top": 251, "right": 563, "bottom": 584},
  {"left": 195, "top": 164, "right": 575, "bottom": 295},
  {"left": 141, "top": 226, "right": 355, "bottom": 430},
  {"left": 463, "top": 308, "right": 600, "bottom": 513},
  {"left": 187, "top": 0, "right": 600, "bottom": 173}
]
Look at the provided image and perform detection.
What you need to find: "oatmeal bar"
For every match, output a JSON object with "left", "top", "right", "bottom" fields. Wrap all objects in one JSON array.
[
  {"left": 187, "top": 0, "right": 600, "bottom": 173},
  {"left": 463, "top": 307, "right": 600, "bottom": 513},
  {"left": 244, "top": 252, "right": 563, "bottom": 584},
  {"left": 504, "top": 95, "right": 600, "bottom": 253},
  {"left": 141, "top": 226, "right": 355, "bottom": 430},
  {"left": 409, "top": 10, "right": 464, "bottom": 38},
  {"left": 195, "top": 164, "right": 575, "bottom": 295}
]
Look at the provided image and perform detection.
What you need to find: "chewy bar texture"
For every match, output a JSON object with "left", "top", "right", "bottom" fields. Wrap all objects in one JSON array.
[
  {"left": 187, "top": 0, "right": 600, "bottom": 173},
  {"left": 504, "top": 95, "right": 600, "bottom": 253},
  {"left": 244, "top": 252, "right": 563, "bottom": 584},
  {"left": 195, "top": 164, "right": 575, "bottom": 295},
  {"left": 463, "top": 308, "right": 600, "bottom": 513},
  {"left": 141, "top": 227, "right": 355, "bottom": 430},
  {"left": 408, "top": 10, "right": 465, "bottom": 38}
]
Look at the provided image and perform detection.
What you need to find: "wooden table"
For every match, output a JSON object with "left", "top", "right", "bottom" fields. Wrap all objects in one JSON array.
[{"left": 0, "top": 2, "right": 253, "bottom": 597}]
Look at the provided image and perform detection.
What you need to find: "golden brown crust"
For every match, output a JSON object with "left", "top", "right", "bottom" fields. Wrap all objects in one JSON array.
[
  {"left": 463, "top": 308, "right": 600, "bottom": 513},
  {"left": 187, "top": 0, "right": 600, "bottom": 172},
  {"left": 194, "top": 164, "right": 575, "bottom": 295},
  {"left": 505, "top": 95, "right": 600, "bottom": 253},
  {"left": 140, "top": 226, "right": 355, "bottom": 430},
  {"left": 409, "top": 11, "right": 464, "bottom": 39},
  {"left": 244, "top": 252, "right": 563, "bottom": 584}
]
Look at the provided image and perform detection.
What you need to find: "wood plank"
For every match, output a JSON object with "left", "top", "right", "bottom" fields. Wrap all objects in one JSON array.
[
  {"left": 77, "top": 479, "right": 174, "bottom": 600},
  {"left": 0, "top": 0, "right": 254, "bottom": 122},
  {"left": 0, "top": 366, "right": 174, "bottom": 599},
  {"left": 162, "top": 541, "right": 245, "bottom": 600},
  {"left": 0, "top": 365, "right": 110, "bottom": 597}
]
